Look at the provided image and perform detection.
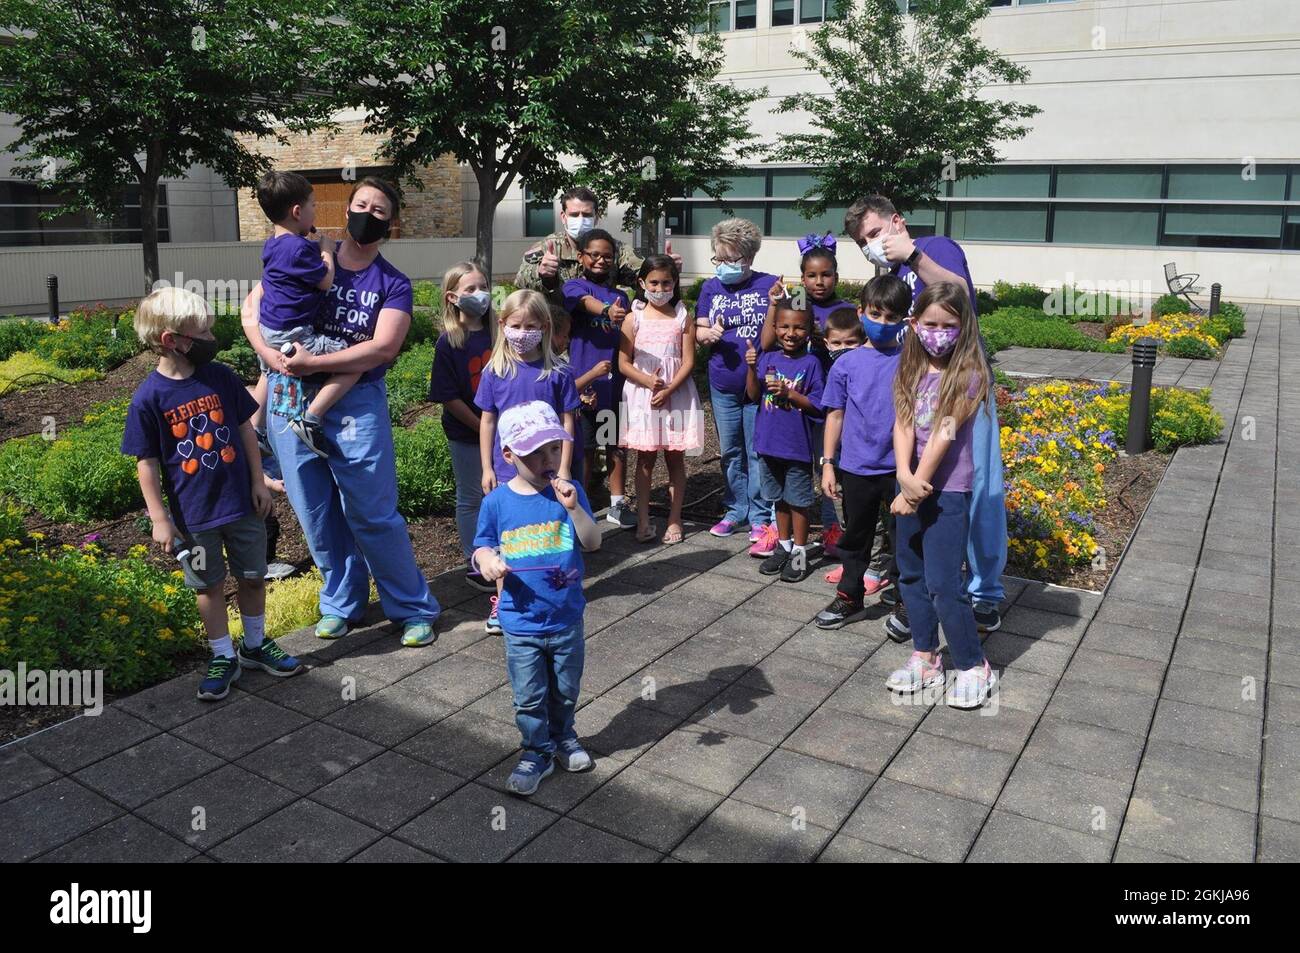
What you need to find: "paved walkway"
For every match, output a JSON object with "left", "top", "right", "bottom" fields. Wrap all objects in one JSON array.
[
  {"left": 2, "top": 305, "right": 1296, "bottom": 862},
  {"left": 994, "top": 345, "right": 1218, "bottom": 390}
]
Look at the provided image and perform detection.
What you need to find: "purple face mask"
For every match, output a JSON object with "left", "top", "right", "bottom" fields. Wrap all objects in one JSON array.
[
  {"left": 504, "top": 326, "right": 544, "bottom": 355},
  {"left": 916, "top": 324, "right": 960, "bottom": 357}
]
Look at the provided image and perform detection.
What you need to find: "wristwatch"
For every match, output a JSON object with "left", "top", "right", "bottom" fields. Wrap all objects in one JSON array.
[
  {"left": 818, "top": 456, "right": 834, "bottom": 467},
  {"left": 905, "top": 246, "right": 923, "bottom": 269}
]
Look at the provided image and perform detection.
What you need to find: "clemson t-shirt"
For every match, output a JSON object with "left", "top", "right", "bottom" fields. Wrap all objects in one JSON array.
[{"left": 121, "top": 362, "right": 258, "bottom": 534}]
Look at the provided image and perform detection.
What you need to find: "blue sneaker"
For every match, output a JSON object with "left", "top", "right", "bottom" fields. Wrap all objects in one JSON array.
[
  {"left": 506, "top": 753, "right": 554, "bottom": 796},
  {"left": 197, "top": 655, "right": 241, "bottom": 701},
  {"left": 238, "top": 638, "right": 303, "bottom": 677},
  {"left": 315, "top": 615, "right": 349, "bottom": 640},
  {"left": 401, "top": 620, "right": 437, "bottom": 648}
]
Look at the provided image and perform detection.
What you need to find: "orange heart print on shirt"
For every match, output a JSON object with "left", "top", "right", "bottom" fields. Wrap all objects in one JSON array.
[
  {"left": 181, "top": 458, "right": 199, "bottom": 475},
  {"left": 195, "top": 432, "right": 214, "bottom": 450},
  {"left": 210, "top": 409, "right": 224, "bottom": 424},
  {"left": 220, "top": 445, "right": 236, "bottom": 463},
  {"left": 171, "top": 422, "right": 188, "bottom": 438}
]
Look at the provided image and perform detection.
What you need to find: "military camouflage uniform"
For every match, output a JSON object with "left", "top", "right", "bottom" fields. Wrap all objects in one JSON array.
[{"left": 515, "top": 230, "right": 644, "bottom": 304}]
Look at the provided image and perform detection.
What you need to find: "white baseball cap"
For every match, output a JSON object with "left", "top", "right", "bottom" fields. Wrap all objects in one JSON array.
[{"left": 498, "top": 400, "right": 572, "bottom": 455}]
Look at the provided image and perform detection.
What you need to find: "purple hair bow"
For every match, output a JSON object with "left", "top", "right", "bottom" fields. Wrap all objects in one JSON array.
[{"left": 797, "top": 232, "right": 837, "bottom": 256}]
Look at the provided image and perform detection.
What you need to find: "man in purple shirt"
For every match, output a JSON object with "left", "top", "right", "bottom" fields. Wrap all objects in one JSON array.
[{"left": 844, "top": 194, "right": 1007, "bottom": 634}]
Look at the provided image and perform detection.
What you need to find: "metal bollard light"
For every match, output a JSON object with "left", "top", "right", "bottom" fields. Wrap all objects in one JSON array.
[
  {"left": 46, "top": 274, "right": 59, "bottom": 325},
  {"left": 1126, "top": 337, "right": 1159, "bottom": 455},
  {"left": 1209, "top": 282, "right": 1221, "bottom": 316}
]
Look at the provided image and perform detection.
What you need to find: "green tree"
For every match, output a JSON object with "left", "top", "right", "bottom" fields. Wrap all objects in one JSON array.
[
  {"left": 0, "top": 0, "right": 336, "bottom": 294},
  {"left": 329, "top": 0, "right": 719, "bottom": 279},
  {"left": 766, "top": 0, "right": 1041, "bottom": 216}
]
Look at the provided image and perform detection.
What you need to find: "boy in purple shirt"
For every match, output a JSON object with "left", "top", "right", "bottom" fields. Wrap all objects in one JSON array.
[
  {"left": 252, "top": 171, "right": 356, "bottom": 459},
  {"left": 745, "top": 304, "right": 824, "bottom": 583}
]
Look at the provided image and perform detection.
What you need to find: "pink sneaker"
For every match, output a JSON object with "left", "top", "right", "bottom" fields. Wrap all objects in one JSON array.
[
  {"left": 710, "top": 519, "right": 738, "bottom": 538},
  {"left": 863, "top": 569, "right": 888, "bottom": 595},
  {"left": 821, "top": 523, "right": 844, "bottom": 559},
  {"left": 824, "top": 564, "right": 844, "bottom": 585},
  {"left": 749, "top": 523, "right": 779, "bottom": 558},
  {"left": 886, "top": 651, "right": 945, "bottom": 695}
]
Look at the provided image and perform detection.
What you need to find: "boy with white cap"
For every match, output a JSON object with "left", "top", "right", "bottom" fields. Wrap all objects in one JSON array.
[{"left": 472, "top": 400, "right": 602, "bottom": 796}]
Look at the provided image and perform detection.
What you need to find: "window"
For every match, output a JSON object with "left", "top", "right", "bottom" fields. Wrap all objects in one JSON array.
[
  {"left": 1051, "top": 205, "right": 1159, "bottom": 246},
  {"left": 0, "top": 180, "right": 169, "bottom": 247},
  {"left": 524, "top": 184, "right": 553, "bottom": 238},
  {"left": 697, "top": 0, "right": 756, "bottom": 32},
  {"left": 951, "top": 166, "right": 1051, "bottom": 198},
  {"left": 1055, "top": 165, "right": 1162, "bottom": 200},
  {"left": 1162, "top": 206, "right": 1284, "bottom": 249},
  {"left": 948, "top": 202, "right": 1048, "bottom": 242},
  {"left": 988, "top": 0, "right": 1076, "bottom": 7},
  {"left": 773, "top": 0, "right": 794, "bottom": 26}
]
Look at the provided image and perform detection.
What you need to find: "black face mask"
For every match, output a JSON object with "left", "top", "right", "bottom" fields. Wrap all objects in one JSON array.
[
  {"left": 347, "top": 208, "right": 391, "bottom": 245},
  {"left": 827, "top": 345, "right": 854, "bottom": 365},
  {"left": 179, "top": 335, "right": 219, "bottom": 366}
]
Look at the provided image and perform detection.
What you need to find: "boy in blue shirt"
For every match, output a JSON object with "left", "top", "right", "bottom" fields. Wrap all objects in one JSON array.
[
  {"left": 473, "top": 401, "right": 602, "bottom": 796},
  {"left": 123, "top": 287, "right": 303, "bottom": 701}
]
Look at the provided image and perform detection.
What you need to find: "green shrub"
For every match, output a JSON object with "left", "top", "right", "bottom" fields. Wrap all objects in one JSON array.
[
  {"left": 835, "top": 280, "right": 866, "bottom": 304},
  {"left": 393, "top": 415, "right": 455, "bottom": 517},
  {"left": 1050, "top": 285, "right": 1137, "bottom": 323},
  {"left": 210, "top": 307, "right": 243, "bottom": 351},
  {"left": 980, "top": 307, "right": 1125, "bottom": 354},
  {"left": 0, "top": 351, "right": 100, "bottom": 390},
  {"left": 1101, "top": 387, "right": 1222, "bottom": 453},
  {"left": 1164, "top": 335, "right": 1215, "bottom": 360},
  {"left": 216, "top": 341, "right": 261, "bottom": 384},
  {"left": 0, "top": 318, "right": 53, "bottom": 361},
  {"left": 1216, "top": 301, "right": 1246, "bottom": 339},
  {"left": 0, "top": 495, "right": 24, "bottom": 541},
  {"left": 227, "top": 567, "right": 375, "bottom": 640},
  {"left": 975, "top": 289, "right": 999, "bottom": 315},
  {"left": 412, "top": 280, "right": 441, "bottom": 308},
  {"left": 35, "top": 307, "right": 142, "bottom": 372},
  {"left": 1151, "top": 293, "right": 1190, "bottom": 319},
  {"left": 405, "top": 307, "right": 439, "bottom": 351},
  {"left": 0, "top": 539, "right": 203, "bottom": 693},
  {"left": 387, "top": 343, "right": 434, "bottom": 422},
  {"left": 992, "top": 281, "right": 1048, "bottom": 310}
]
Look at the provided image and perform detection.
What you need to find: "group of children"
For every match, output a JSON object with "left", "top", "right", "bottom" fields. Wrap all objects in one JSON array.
[{"left": 122, "top": 183, "right": 998, "bottom": 802}]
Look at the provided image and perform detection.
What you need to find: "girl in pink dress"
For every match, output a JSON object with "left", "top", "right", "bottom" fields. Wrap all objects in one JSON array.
[{"left": 619, "top": 255, "right": 704, "bottom": 544}]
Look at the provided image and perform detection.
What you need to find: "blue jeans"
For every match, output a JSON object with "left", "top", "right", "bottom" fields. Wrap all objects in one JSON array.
[
  {"left": 710, "top": 385, "right": 771, "bottom": 527},
  {"left": 447, "top": 437, "right": 483, "bottom": 562},
  {"left": 269, "top": 378, "right": 440, "bottom": 625},
  {"left": 505, "top": 621, "right": 585, "bottom": 758},
  {"left": 967, "top": 394, "right": 1008, "bottom": 604},
  {"left": 896, "top": 491, "right": 985, "bottom": 671}
]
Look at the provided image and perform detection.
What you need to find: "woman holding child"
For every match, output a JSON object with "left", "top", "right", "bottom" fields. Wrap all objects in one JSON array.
[{"left": 240, "top": 177, "right": 441, "bottom": 648}]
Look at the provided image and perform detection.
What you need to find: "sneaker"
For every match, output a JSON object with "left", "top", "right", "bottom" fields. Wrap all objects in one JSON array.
[
  {"left": 824, "top": 564, "right": 844, "bottom": 585},
  {"left": 883, "top": 604, "right": 911, "bottom": 643},
  {"left": 315, "top": 615, "right": 349, "bottom": 640},
  {"left": 879, "top": 585, "right": 900, "bottom": 608},
  {"left": 555, "top": 738, "right": 594, "bottom": 773},
  {"left": 289, "top": 417, "right": 329, "bottom": 459},
  {"left": 264, "top": 561, "right": 295, "bottom": 581},
  {"left": 973, "top": 602, "right": 1002, "bottom": 633},
  {"left": 749, "top": 523, "right": 780, "bottom": 558},
  {"left": 401, "top": 620, "right": 437, "bottom": 647},
  {"left": 485, "top": 595, "right": 502, "bottom": 635},
  {"left": 947, "top": 661, "right": 998, "bottom": 709},
  {"left": 781, "top": 551, "right": 812, "bottom": 583},
  {"left": 237, "top": 638, "right": 303, "bottom": 677},
  {"left": 759, "top": 546, "right": 790, "bottom": 576},
  {"left": 710, "top": 519, "right": 738, "bottom": 538},
  {"left": 464, "top": 567, "right": 496, "bottom": 592},
  {"left": 507, "top": 753, "right": 554, "bottom": 796},
  {"left": 821, "top": 523, "right": 844, "bottom": 559},
  {"left": 863, "top": 570, "right": 888, "bottom": 596},
  {"left": 255, "top": 426, "right": 274, "bottom": 457},
  {"left": 197, "top": 655, "right": 241, "bottom": 701},
  {"left": 748, "top": 524, "right": 767, "bottom": 544},
  {"left": 815, "top": 594, "right": 867, "bottom": 629},
  {"left": 606, "top": 501, "right": 637, "bottom": 529},
  {"left": 886, "top": 651, "right": 945, "bottom": 695}
]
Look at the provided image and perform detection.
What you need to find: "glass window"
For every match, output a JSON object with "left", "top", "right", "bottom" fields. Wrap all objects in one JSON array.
[
  {"left": 901, "top": 205, "right": 941, "bottom": 238},
  {"left": 1284, "top": 210, "right": 1300, "bottom": 250},
  {"left": 826, "top": 0, "right": 849, "bottom": 19},
  {"left": 800, "top": 0, "right": 824, "bottom": 22},
  {"left": 769, "top": 202, "right": 847, "bottom": 237},
  {"left": 523, "top": 185, "right": 553, "bottom": 237},
  {"left": 708, "top": 1, "right": 730, "bottom": 32},
  {"left": 768, "top": 169, "right": 820, "bottom": 197},
  {"left": 1052, "top": 205, "right": 1159, "bottom": 246},
  {"left": 1166, "top": 164, "right": 1287, "bottom": 202},
  {"left": 1054, "top": 166, "right": 1162, "bottom": 200},
  {"left": 951, "top": 166, "right": 1051, "bottom": 198},
  {"left": 772, "top": 0, "right": 794, "bottom": 26},
  {"left": 1162, "top": 205, "right": 1283, "bottom": 248},
  {"left": 693, "top": 170, "right": 767, "bottom": 199},
  {"left": 735, "top": 0, "right": 757, "bottom": 29},
  {"left": 0, "top": 180, "right": 168, "bottom": 247},
  {"left": 947, "top": 202, "right": 1048, "bottom": 241},
  {"left": 684, "top": 201, "right": 769, "bottom": 236}
]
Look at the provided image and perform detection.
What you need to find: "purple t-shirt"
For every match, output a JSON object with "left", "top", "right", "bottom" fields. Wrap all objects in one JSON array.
[
  {"left": 911, "top": 371, "right": 984, "bottom": 492},
  {"left": 811, "top": 297, "right": 856, "bottom": 333},
  {"left": 820, "top": 345, "right": 899, "bottom": 476},
  {"left": 474, "top": 359, "right": 582, "bottom": 482},
  {"left": 259, "top": 234, "right": 328, "bottom": 332},
  {"left": 754, "top": 349, "right": 824, "bottom": 463},
  {"left": 430, "top": 326, "right": 493, "bottom": 445},
  {"left": 895, "top": 236, "right": 978, "bottom": 316},
  {"left": 315, "top": 253, "right": 414, "bottom": 384},
  {"left": 562, "top": 276, "right": 629, "bottom": 412},
  {"left": 121, "top": 362, "right": 258, "bottom": 535},
  {"left": 695, "top": 270, "right": 777, "bottom": 395}
]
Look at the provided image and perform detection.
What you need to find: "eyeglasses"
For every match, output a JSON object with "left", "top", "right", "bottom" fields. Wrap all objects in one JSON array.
[
  {"left": 710, "top": 257, "right": 745, "bottom": 266},
  {"left": 581, "top": 252, "right": 614, "bottom": 262}
]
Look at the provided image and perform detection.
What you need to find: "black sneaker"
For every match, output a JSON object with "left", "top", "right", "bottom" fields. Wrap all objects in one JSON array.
[
  {"left": 290, "top": 417, "right": 329, "bottom": 458},
  {"left": 815, "top": 595, "right": 867, "bottom": 629},
  {"left": 883, "top": 603, "right": 911, "bottom": 643},
  {"left": 974, "top": 602, "right": 1002, "bottom": 633},
  {"left": 879, "top": 585, "right": 900, "bottom": 608},
  {"left": 759, "top": 547, "right": 791, "bottom": 576},
  {"left": 781, "top": 552, "right": 812, "bottom": 583}
]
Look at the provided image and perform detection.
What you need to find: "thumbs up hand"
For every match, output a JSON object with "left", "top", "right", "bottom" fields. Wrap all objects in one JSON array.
[
  {"left": 744, "top": 338, "right": 758, "bottom": 368},
  {"left": 665, "top": 236, "right": 682, "bottom": 268},
  {"left": 539, "top": 238, "right": 560, "bottom": 278}
]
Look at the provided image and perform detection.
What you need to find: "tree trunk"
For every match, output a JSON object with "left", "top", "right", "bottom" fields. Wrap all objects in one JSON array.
[
  {"left": 473, "top": 163, "right": 496, "bottom": 284},
  {"left": 139, "top": 174, "right": 160, "bottom": 296},
  {"left": 638, "top": 208, "right": 659, "bottom": 257}
]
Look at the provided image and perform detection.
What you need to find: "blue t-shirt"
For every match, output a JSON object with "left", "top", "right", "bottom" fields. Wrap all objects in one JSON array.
[
  {"left": 473, "top": 482, "right": 594, "bottom": 635},
  {"left": 895, "top": 236, "right": 978, "bottom": 316},
  {"left": 820, "top": 345, "right": 899, "bottom": 476},
  {"left": 474, "top": 359, "right": 582, "bottom": 482},
  {"left": 695, "top": 270, "right": 777, "bottom": 395},
  {"left": 754, "top": 349, "right": 824, "bottom": 463},
  {"left": 562, "top": 276, "right": 629, "bottom": 414},
  {"left": 429, "top": 326, "right": 493, "bottom": 444},
  {"left": 121, "top": 362, "right": 259, "bottom": 534},
  {"left": 259, "top": 233, "right": 327, "bottom": 332},
  {"left": 315, "top": 253, "right": 414, "bottom": 384}
]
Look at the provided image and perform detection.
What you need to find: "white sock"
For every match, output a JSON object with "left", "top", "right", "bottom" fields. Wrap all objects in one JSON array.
[
  {"left": 779, "top": 538, "right": 793, "bottom": 552},
  {"left": 792, "top": 544, "right": 806, "bottom": 558},
  {"left": 209, "top": 636, "right": 235, "bottom": 659},
  {"left": 241, "top": 615, "right": 266, "bottom": 649},
  {"left": 610, "top": 495, "right": 625, "bottom": 507}
]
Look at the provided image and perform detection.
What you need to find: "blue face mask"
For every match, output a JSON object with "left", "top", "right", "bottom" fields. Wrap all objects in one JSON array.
[
  {"left": 715, "top": 261, "right": 749, "bottom": 285},
  {"left": 864, "top": 318, "right": 906, "bottom": 349}
]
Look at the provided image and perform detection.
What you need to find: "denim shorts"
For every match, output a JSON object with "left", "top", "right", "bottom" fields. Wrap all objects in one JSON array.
[
  {"left": 758, "top": 455, "right": 815, "bottom": 509},
  {"left": 178, "top": 511, "right": 267, "bottom": 589},
  {"left": 257, "top": 322, "right": 349, "bottom": 374}
]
